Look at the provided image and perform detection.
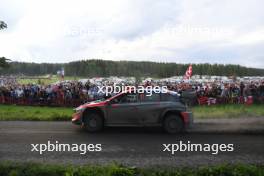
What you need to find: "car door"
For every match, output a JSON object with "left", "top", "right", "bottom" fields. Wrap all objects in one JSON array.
[
  {"left": 137, "top": 93, "right": 164, "bottom": 124},
  {"left": 106, "top": 93, "right": 141, "bottom": 125}
]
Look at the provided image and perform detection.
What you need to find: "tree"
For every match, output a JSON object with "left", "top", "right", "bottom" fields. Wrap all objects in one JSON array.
[
  {"left": 0, "top": 21, "right": 10, "bottom": 69},
  {"left": 0, "top": 57, "right": 10, "bottom": 68},
  {"left": 0, "top": 21, "right": 7, "bottom": 30},
  {"left": 0, "top": 59, "right": 264, "bottom": 76}
]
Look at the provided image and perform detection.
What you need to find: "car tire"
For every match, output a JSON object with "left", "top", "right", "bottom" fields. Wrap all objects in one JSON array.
[
  {"left": 163, "top": 114, "right": 184, "bottom": 134},
  {"left": 83, "top": 113, "right": 103, "bottom": 132}
]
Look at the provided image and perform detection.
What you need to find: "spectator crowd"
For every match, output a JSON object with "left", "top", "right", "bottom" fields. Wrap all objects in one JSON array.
[{"left": 0, "top": 76, "right": 264, "bottom": 107}]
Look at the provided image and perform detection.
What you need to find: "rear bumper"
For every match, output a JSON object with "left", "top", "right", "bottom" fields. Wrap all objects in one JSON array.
[
  {"left": 180, "top": 111, "right": 193, "bottom": 128},
  {"left": 72, "top": 112, "right": 82, "bottom": 125}
]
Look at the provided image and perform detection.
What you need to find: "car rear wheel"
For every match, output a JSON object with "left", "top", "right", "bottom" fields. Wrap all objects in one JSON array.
[
  {"left": 83, "top": 113, "right": 103, "bottom": 132},
  {"left": 163, "top": 114, "right": 184, "bottom": 134}
]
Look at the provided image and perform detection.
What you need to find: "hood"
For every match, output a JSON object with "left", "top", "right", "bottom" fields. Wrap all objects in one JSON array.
[{"left": 80, "top": 100, "right": 107, "bottom": 108}]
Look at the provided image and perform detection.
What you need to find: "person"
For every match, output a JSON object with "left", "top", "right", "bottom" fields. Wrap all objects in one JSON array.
[{"left": 240, "top": 82, "right": 245, "bottom": 96}]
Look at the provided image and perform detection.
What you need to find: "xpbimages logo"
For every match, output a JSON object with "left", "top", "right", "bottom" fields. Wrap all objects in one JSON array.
[
  {"left": 31, "top": 141, "right": 102, "bottom": 154},
  {"left": 163, "top": 141, "right": 234, "bottom": 155},
  {"left": 97, "top": 84, "right": 168, "bottom": 96}
]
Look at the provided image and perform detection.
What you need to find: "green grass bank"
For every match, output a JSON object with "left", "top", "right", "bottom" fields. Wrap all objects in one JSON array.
[
  {"left": 0, "top": 162, "right": 263, "bottom": 176},
  {"left": 0, "top": 104, "right": 263, "bottom": 121}
]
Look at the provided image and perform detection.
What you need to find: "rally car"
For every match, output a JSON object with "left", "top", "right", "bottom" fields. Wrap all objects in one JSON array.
[{"left": 72, "top": 90, "right": 193, "bottom": 133}]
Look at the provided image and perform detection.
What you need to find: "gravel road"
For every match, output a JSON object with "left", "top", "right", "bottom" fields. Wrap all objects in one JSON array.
[{"left": 0, "top": 118, "right": 263, "bottom": 167}]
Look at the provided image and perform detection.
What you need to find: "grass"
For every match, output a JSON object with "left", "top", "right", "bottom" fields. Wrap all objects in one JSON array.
[
  {"left": 0, "top": 105, "right": 72, "bottom": 121},
  {"left": 0, "top": 162, "right": 263, "bottom": 176},
  {"left": 0, "top": 104, "right": 263, "bottom": 121},
  {"left": 192, "top": 104, "right": 264, "bottom": 119},
  {"left": 17, "top": 75, "right": 83, "bottom": 85}
]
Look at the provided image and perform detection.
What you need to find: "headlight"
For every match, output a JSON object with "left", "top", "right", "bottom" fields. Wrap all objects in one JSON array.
[{"left": 74, "top": 106, "right": 85, "bottom": 113}]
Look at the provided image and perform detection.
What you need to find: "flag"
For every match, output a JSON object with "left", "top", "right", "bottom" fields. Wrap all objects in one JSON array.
[{"left": 184, "top": 64, "right": 192, "bottom": 79}]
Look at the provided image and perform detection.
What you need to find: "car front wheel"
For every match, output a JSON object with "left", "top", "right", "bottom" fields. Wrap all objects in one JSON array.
[
  {"left": 83, "top": 113, "right": 103, "bottom": 132},
  {"left": 163, "top": 114, "right": 184, "bottom": 134}
]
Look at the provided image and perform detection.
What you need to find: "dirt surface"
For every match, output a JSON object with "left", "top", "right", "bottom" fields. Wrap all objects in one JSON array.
[
  {"left": 0, "top": 118, "right": 263, "bottom": 167},
  {"left": 192, "top": 117, "right": 264, "bottom": 134}
]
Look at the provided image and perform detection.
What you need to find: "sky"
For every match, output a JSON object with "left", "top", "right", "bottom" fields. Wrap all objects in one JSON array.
[{"left": 0, "top": 0, "right": 264, "bottom": 68}]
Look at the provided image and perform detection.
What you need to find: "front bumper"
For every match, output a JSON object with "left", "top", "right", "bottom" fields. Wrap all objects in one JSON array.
[
  {"left": 72, "top": 112, "right": 82, "bottom": 125},
  {"left": 180, "top": 111, "right": 193, "bottom": 128}
]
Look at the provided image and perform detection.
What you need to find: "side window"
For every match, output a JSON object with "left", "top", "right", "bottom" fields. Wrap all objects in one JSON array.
[
  {"left": 141, "top": 93, "right": 160, "bottom": 102},
  {"left": 111, "top": 93, "right": 138, "bottom": 104},
  {"left": 161, "top": 93, "right": 179, "bottom": 102}
]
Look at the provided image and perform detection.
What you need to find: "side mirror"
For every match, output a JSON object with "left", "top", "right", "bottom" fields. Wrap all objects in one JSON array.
[{"left": 104, "top": 94, "right": 112, "bottom": 99}]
